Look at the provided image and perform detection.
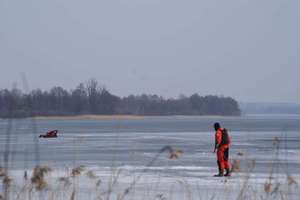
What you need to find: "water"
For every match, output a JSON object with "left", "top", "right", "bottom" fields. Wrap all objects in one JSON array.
[
  {"left": 1, "top": 115, "right": 300, "bottom": 169},
  {"left": 0, "top": 115, "right": 300, "bottom": 199}
]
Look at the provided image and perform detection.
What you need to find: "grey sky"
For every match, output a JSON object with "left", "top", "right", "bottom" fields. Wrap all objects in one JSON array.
[{"left": 0, "top": 0, "right": 299, "bottom": 103}]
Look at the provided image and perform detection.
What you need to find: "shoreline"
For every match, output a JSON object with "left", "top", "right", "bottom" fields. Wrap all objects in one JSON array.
[
  {"left": 0, "top": 114, "right": 242, "bottom": 120},
  {"left": 33, "top": 114, "right": 240, "bottom": 120},
  {"left": 33, "top": 114, "right": 145, "bottom": 120}
]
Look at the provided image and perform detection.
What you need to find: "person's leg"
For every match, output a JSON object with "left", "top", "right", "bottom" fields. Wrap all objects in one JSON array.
[
  {"left": 215, "top": 149, "right": 225, "bottom": 176},
  {"left": 217, "top": 161, "right": 221, "bottom": 172},
  {"left": 224, "top": 148, "right": 231, "bottom": 176}
]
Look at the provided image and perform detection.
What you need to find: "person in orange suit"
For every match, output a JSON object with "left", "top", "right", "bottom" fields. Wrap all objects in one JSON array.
[{"left": 213, "top": 122, "right": 231, "bottom": 177}]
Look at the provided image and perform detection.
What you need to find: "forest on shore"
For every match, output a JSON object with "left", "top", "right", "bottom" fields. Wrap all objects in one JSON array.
[{"left": 0, "top": 79, "right": 240, "bottom": 118}]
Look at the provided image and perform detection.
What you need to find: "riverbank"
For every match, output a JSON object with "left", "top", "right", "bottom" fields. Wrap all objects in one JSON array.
[
  {"left": 32, "top": 114, "right": 244, "bottom": 121},
  {"left": 34, "top": 114, "right": 145, "bottom": 120}
]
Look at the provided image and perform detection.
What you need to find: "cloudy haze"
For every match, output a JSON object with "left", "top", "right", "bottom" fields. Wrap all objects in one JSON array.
[{"left": 0, "top": 0, "right": 299, "bottom": 103}]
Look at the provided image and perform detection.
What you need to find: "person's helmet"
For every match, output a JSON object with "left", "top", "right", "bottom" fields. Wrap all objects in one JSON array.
[{"left": 214, "top": 122, "right": 221, "bottom": 131}]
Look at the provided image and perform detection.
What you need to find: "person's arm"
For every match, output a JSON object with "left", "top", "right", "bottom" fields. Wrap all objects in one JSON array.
[
  {"left": 214, "top": 141, "right": 218, "bottom": 153},
  {"left": 214, "top": 130, "right": 222, "bottom": 152}
]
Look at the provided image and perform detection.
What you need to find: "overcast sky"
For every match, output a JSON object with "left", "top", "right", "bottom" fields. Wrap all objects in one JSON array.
[{"left": 0, "top": 0, "right": 299, "bottom": 103}]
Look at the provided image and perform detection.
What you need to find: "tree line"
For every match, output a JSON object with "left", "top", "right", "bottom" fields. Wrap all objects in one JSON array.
[{"left": 0, "top": 79, "right": 240, "bottom": 118}]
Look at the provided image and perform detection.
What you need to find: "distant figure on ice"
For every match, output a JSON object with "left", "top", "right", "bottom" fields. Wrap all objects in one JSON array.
[
  {"left": 39, "top": 130, "right": 58, "bottom": 138},
  {"left": 213, "top": 122, "right": 231, "bottom": 177}
]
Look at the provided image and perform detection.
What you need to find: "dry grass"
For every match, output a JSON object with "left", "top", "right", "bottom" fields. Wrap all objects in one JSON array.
[
  {"left": 71, "top": 165, "right": 85, "bottom": 177},
  {"left": 58, "top": 177, "right": 71, "bottom": 187},
  {"left": 0, "top": 138, "right": 299, "bottom": 200},
  {"left": 231, "top": 159, "right": 241, "bottom": 173},
  {"left": 86, "top": 170, "right": 98, "bottom": 179},
  {"left": 287, "top": 175, "right": 298, "bottom": 186},
  {"left": 31, "top": 165, "right": 52, "bottom": 190},
  {"left": 0, "top": 167, "right": 5, "bottom": 177},
  {"left": 169, "top": 149, "right": 184, "bottom": 160}
]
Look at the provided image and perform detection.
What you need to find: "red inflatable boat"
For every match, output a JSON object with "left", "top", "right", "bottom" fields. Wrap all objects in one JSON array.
[{"left": 39, "top": 130, "right": 58, "bottom": 138}]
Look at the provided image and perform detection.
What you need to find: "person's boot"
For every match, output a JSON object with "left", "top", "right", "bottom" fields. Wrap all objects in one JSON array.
[
  {"left": 214, "top": 161, "right": 224, "bottom": 177},
  {"left": 214, "top": 170, "right": 224, "bottom": 177},
  {"left": 224, "top": 168, "right": 231, "bottom": 177}
]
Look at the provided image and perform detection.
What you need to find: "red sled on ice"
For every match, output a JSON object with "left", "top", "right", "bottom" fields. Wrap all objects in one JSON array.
[{"left": 39, "top": 130, "right": 58, "bottom": 138}]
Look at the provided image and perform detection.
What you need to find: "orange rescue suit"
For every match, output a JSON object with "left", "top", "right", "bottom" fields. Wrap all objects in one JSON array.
[{"left": 215, "top": 128, "right": 231, "bottom": 171}]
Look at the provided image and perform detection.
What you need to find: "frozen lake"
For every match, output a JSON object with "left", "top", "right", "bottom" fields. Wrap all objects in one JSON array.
[{"left": 0, "top": 115, "right": 299, "bottom": 199}]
